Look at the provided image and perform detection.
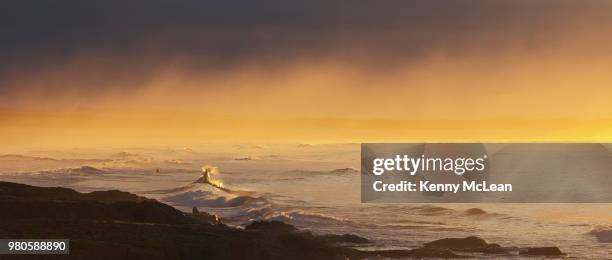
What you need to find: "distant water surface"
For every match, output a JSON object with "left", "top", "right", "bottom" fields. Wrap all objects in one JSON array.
[{"left": 1, "top": 143, "right": 610, "bottom": 258}]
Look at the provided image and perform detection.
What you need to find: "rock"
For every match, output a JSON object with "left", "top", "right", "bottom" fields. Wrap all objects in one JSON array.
[
  {"left": 0, "top": 181, "right": 562, "bottom": 260},
  {"left": 86, "top": 190, "right": 148, "bottom": 203},
  {"left": 424, "top": 236, "right": 489, "bottom": 250},
  {"left": 245, "top": 220, "right": 298, "bottom": 234},
  {"left": 519, "top": 247, "right": 565, "bottom": 256},
  {"left": 0, "top": 181, "right": 195, "bottom": 224},
  {"left": 482, "top": 243, "right": 508, "bottom": 254},
  {"left": 423, "top": 236, "right": 510, "bottom": 254},
  {"left": 0, "top": 182, "right": 359, "bottom": 259},
  {"left": 465, "top": 208, "right": 487, "bottom": 215},
  {"left": 188, "top": 207, "right": 223, "bottom": 225},
  {"left": 359, "top": 248, "right": 466, "bottom": 258}
]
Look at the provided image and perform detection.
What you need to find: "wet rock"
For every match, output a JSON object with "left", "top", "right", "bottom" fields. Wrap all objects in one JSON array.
[
  {"left": 245, "top": 220, "right": 298, "bottom": 234},
  {"left": 465, "top": 208, "right": 487, "bottom": 215},
  {"left": 0, "top": 182, "right": 357, "bottom": 259},
  {"left": 0, "top": 182, "right": 194, "bottom": 224},
  {"left": 519, "top": 247, "right": 565, "bottom": 256},
  {"left": 188, "top": 207, "right": 223, "bottom": 225},
  {"left": 1, "top": 181, "right": 566, "bottom": 260},
  {"left": 356, "top": 248, "right": 465, "bottom": 259},
  {"left": 423, "top": 236, "right": 510, "bottom": 254},
  {"left": 424, "top": 236, "right": 488, "bottom": 250},
  {"left": 481, "top": 243, "right": 507, "bottom": 254}
]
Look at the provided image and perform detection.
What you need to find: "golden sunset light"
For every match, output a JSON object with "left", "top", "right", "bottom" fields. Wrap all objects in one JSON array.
[{"left": 1, "top": 1, "right": 611, "bottom": 259}]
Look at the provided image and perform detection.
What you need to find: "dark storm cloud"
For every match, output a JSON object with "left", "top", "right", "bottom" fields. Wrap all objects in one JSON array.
[
  {"left": 3, "top": 0, "right": 612, "bottom": 58},
  {"left": 1, "top": 0, "right": 612, "bottom": 99}
]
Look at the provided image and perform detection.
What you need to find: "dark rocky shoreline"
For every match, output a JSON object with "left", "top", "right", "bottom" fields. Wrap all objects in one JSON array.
[{"left": 0, "top": 181, "right": 565, "bottom": 259}]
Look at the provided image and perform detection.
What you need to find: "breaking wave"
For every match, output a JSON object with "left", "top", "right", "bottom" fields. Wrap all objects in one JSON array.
[
  {"left": 164, "top": 190, "right": 265, "bottom": 208},
  {"left": 156, "top": 166, "right": 354, "bottom": 227}
]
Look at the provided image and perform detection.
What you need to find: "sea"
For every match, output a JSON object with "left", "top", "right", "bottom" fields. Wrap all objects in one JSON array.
[{"left": 1, "top": 143, "right": 610, "bottom": 258}]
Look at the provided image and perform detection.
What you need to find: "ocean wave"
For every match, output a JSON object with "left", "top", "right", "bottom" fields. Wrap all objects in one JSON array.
[
  {"left": 0, "top": 154, "right": 57, "bottom": 161},
  {"left": 153, "top": 166, "right": 278, "bottom": 224},
  {"left": 163, "top": 190, "right": 265, "bottom": 208},
  {"left": 411, "top": 205, "right": 455, "bottom": 216},
  {"left": 260, "top": 210, "right": 352, "bottom": 226},
  {"left": 329, "top": 168, "right": 359, "bottom": 175},
  {"left": 263, "top": 169, "right": 357, "bottom": 183},
  {"left": 394, "top": 219, "right": 447, "bottom": 225},
  {"left": 156, "top": 168, "right": 355, "bottom": 229},
  {"left": 589, "top": 226, "right": 612, "bottom": 243},
  {"left": 155, "top": 166, "right": 365, "bottom": 230},
  {"left": 7, "top": 166, "right": 107, "bottom": 177},
  {"left": 160, "top": 184, "right": 351, "bottom": 228}
]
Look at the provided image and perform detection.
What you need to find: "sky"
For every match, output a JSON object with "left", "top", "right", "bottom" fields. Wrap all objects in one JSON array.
[{"left": 2, "top": 1, "right": 612, "bottom": 147}]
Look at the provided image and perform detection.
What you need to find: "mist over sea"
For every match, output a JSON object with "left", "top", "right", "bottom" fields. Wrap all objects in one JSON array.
[{"left": 1, "top": 143, "right": 610, "bottom": 258}]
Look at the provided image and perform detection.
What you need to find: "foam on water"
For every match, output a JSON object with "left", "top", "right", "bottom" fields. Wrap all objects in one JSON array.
[{"left": 3, "top": 144, "right": 611, "bottom": 258}]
